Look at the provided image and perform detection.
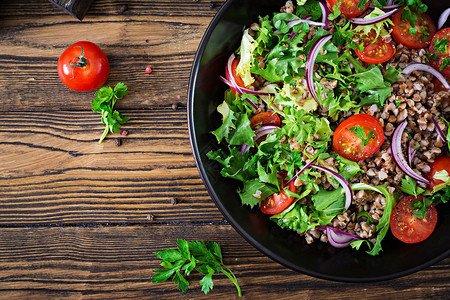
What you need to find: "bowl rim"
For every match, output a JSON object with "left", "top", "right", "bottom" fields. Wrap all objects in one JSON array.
[{"left": 187, "top": 0, "right": 450, "bottom": 282}]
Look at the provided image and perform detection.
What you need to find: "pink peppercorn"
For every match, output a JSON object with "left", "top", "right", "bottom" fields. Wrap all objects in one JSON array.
[
  {"left": 145, "top": 66, "right": 152, "bottom": 74},
  {"left": 120, "top": 130, "right": 128, "bottom": 136}
]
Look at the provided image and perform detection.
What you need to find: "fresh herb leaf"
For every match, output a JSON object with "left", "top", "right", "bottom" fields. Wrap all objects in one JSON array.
[
  {"left": 328, "top": 0, "right": 342, "bottom": 21},
  {"left": 335, "top": 155, "right": 362, "bottom": 181},
  {"left": 412, "top": 197, "right": 432, "bottom": 219},
  {"left": 152, "top": 239, "right": 241, "bottom": 296},
  {"left": 398, "top": 175, "right": 424, "bottom": 197},
  {"left": 440, "top": 57, "right": 450, "bottom": 72},
  {"left": 432, "top": 185, "right": 450, "bottom": 206},
  {"left": 91, "top": 83, "right": 130, "bottom": 143},
  {"left": 433, "top": 38, "right": 448, "bottom": 54},
  {"left": 357, "top": 0, "right": 369, "bottom": 11},
  {"left": 349, "top": 125, "right": 374, "bottom": 150},
  {"left": 357, "top": 211, "right": 374, "bottom": 224}
]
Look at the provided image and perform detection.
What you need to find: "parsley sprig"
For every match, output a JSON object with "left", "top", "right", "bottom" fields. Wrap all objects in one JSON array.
[
  {"left": 349, "top": 125, "right": 374, "bottom": 150},
  {"left": 398, "top": 175, "right": 424, "bottom": 197},
  {"left": 152, "top": 239, "right": 242, "bottom": 296},
  {"left": 91, "top": 83, "right": 130, "bottom": 143},
  {"left": 412, "top": 197, "right": 433, "bottom": 219}
]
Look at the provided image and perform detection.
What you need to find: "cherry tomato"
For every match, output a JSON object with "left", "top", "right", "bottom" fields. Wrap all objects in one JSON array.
[
  {"left": 225, "top": 58, "right": 246, "bottom": 94},
  {"left": 333, "top": 114, "right": 384, "bottom": 161},
  {"left": 325, "top": 0, "right": 369, "bottom": 18},
  {"left": 261, "top": 178, "right": 297, "bottom": 215},
  {"left": 57, "top": 41, "right": 109, "bottom": 92},
  {"left": 250, "top": 112, "right": 281, "bottom": 129},
  {"left": 391, "top": 7, "right": 436, "bottom": 49},
  {"left": 355, "top": 30, "right": 396, "bottom": 64},
  {"left": 427, "top": 156, "right": 450, "bottom": 191},
  {"left": 429, "top": 28, "right": 450, "bottom": 75},
  {"left": 390, "top": 196, "right": 437, "bottom": 244},
  {"left": 432, "top": 74, "right": 450, "bottom": 103}
]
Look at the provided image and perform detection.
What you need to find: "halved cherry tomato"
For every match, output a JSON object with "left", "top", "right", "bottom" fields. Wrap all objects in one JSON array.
[
  {"left": 429, "top": 28, "right": 450, "bottom": 75},
  {"left": 391, "top": 7, "right": 436, "bottom": 49},
  {"left": 250, "top": 112, "right": 281, "bottom": 129},
  {"left": 433, "top": 74, "right": 450, "bottom": 103},
  {"left": 261, "top": 178, "right": 297, "bottom": 215},
  {"left": 427, "top": 156, "right": 450, "bottom": 191},
  {"left": 325, "top": 0, "right": 369, "bottom": 18},
  {"left": 333, "top": 114, "right": 384, "bottom": 161},
  {"left": 355, "top": 30, "right": 396, "bottom": 64},
  {"left": 57, "top": 41, "right": 109, "bottom": 92},
  {"left": 225, "top": 58, "right": 246, "bottom": 94},
  {"left": 390, "top": 196, "right": 437, "bottom": 244}
]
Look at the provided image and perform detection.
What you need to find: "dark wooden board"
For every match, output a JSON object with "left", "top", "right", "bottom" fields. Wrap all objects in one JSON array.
[{"left": 0, "top": 225, "right": 448, "bottom": 298}]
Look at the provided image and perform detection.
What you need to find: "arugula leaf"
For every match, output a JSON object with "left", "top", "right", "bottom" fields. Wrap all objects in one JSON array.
[
  {"left": 398, "top": 175, "right": 424, "bottom": 197},
  {"left": 328, "top": 0, "right": 342, "bottom": 21},
  {"left": 238, "top": 179, "right": 277, "bottom": 208},
  {"left": 335, "top": 155, "right": 362, "bottom": 181},
  {"left": 152, "top": 239, "right": 241, "bottom": 296},
  {"left": 91, "top": 83, "right": 130, "bottom": 143},
  {"left": 351, "top": 183, "right": 396, "bottom": 256},
  {"left": 349, "top": 125, "right": 374, "bottom": 150},
  {"left": 383, "top": 64, "right": 402, "bottom": 84},
  {"left": 432, "top": 185, "right": 450, "bottom": 206}
]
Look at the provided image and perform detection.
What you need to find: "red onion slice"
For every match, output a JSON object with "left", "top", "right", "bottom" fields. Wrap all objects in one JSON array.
[
  {"left": 254, "top": 125, "right": 279, "bottom": 141},
  {"left": 241, "top": 144, "right": 250, "bottom": 155},
  {"left": 438, "top": 8, "right": 450, "bottom": 30},
  {"left": 431, "top": 117, "right": 447, "bottom": 142},
  {"left": 349, "top": 8, "right": 399, "bottom": 25},
  {"left": 219, "top": 75, "right": 271, "bottom": 96},
  {"left": 316, "top": 226, "right": 360, "bottom": 248},
  {"left": 391, "top": 120, "right": 430, "bottom": 185},
  {"left": 408, "top": 140, "right": 417, "bottom": 166},
  {"left": 287, "top": 19, "right": 325, "bottom": 28},
  {"left": 310, "top": 164, "right": 353, "bottom": 210},
  {"left": 403, "top": 63, "right": 450, "bottom": 90},
  {"left": 318, "top": 0, "right": 329, "bottom": 30},
  {"left": 305, "top": 35, "right": 332, "bottom": 109}
]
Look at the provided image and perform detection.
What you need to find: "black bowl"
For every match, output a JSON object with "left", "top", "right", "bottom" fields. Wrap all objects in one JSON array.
[{"left": 188, "top": 0, "right": 450, "bottom": 282}]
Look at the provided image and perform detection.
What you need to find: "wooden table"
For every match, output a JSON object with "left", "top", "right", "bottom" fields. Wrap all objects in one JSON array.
[{"left": 0, "top": 0, "right": 448, "bottom": 298}]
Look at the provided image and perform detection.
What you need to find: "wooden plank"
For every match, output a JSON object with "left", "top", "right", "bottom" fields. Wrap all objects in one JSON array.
[
  {"left": 0, "top": 0, "right": 226, "bottom": 111},
  {"left": 0, "top": 225, "right": 448, "bottom": 298},
  {"left": 0, "top": 109, "right": 225, "bottom": 225}
]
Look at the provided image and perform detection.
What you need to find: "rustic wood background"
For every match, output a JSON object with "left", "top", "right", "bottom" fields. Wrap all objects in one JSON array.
[{"left": 0, "top": 0, "right": 448, "bottom": 298}]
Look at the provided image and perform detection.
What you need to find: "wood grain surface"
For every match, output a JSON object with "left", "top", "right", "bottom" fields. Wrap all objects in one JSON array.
[{"left": 0, "top": 0, "right": 448, "bottom": 298}]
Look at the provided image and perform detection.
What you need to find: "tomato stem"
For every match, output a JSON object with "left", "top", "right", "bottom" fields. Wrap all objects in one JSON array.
[{"left": 69, "top": 46, "right": 88, "bottom": 79}]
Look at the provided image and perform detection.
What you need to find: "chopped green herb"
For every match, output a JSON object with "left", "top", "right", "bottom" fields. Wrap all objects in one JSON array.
[
  {"left": 433, "top": 38, "right": 448, "bottom": 54},
  {"left": 412, "top": 197, "right": 433, "bottom": 219},
  {"left": 440, "top": 57, "right": 450, "bottom": 71},
  {"left": 349, "top": 125, "right": 374, "bottom": 150},
  {"left": 357, "top": 0, "right": 369, "bottom": 11},
  {"left": 399, "top": 175, "right": 424, "bottom": 197},
  {"left": 91, "top": 83, "right": 130, "bottom": 143},
  {"left": 152, "top": 239, "right": 241, "bottom": 296}
]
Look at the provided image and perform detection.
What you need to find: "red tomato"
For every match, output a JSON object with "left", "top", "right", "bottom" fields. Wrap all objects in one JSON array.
[
  {"left": 433, "top": 74, "right": 450, "bottom": 103},
  {"left": 250, "top": 112, "right": 281, "bottom": 129},
  {"left": 57, "top": 41, "right": 109, "bottom": 92},
  {"left": 429, "top": 28, "right": 450, "bottom": 75},
  {"left": 427, "top": 156, "right": 450, "bottom": 191},
  {"left": 391, "top": 7, "right": 436, "bottom": 49},
  {"left": 261, "top": 179, "right": 297, "bottom": 215},
  {"left": 390, "top": 196, "right": 437, "bottom": 244},
  {"left": 225, "top": 58, "right": 246, "bottom": 94},
  {"left": 355, "top": 30, "right": 396, "bottom": 64},
  {"left": 325, "top": 0, "right": 369, "bottom": 18},
  {"left": 333, "top": 114, "right": 384, "bottom": 161}
]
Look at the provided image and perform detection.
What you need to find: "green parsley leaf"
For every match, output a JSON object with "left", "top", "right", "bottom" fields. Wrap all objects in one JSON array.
[
  {"left": 412, "top": 197, "right": 432, "bottom": 219},
  {"left": 357, "top": 0, "right": 369, "bottom": 11},
  {"left": 398, "top": 175, "right": 424, "bottom": 197},
  {"left": 433, "top": 38, "right": 448, "bottom": 54},
  {"left": 328, "top": 0, "right": 342, "bottom": 21},
  {"left": 91, "top": 83, "right": 130, "bottom": 143},
  {"left": 440, "top": 57, "right": 450, "bottom": 72},
  {"left": 349, "top": 125, "right": 374, "bottom": 150},
  {"left": 432, "top": 185, "right": 450, "bottom": 206},
  {"left": 152, "top": 240, "right": 241, "bottom": 296}
]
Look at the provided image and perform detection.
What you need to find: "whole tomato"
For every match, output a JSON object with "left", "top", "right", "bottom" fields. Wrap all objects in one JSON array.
[{"left": 57, "top": 41, "right": 109, "bottom": 91}]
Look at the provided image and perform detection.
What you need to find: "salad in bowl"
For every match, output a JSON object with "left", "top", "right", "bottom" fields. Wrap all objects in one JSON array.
[{"left": 207, "top": 0, "right": 450, "bottom": 256}]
